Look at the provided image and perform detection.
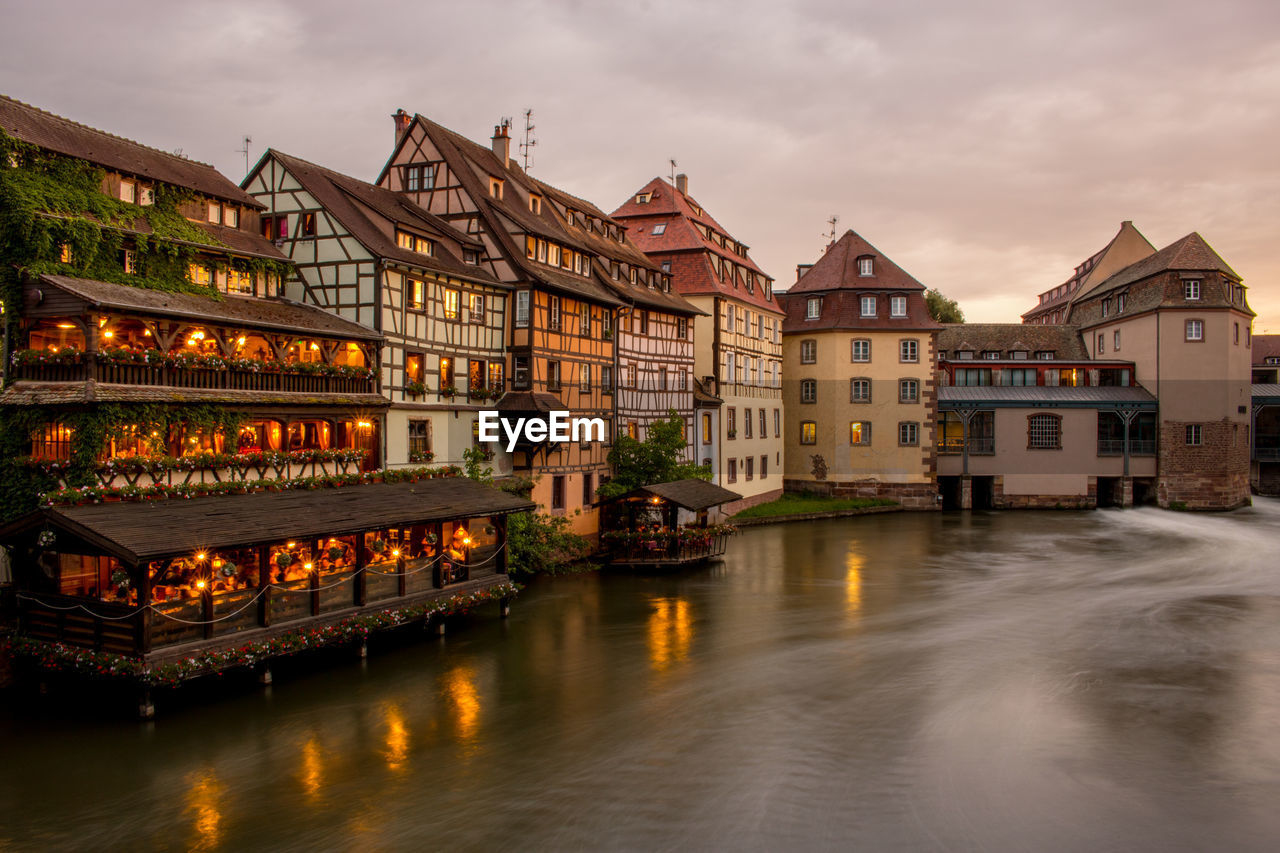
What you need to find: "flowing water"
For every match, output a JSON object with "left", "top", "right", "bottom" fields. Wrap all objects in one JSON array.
[{"left": 4, "top": 502, "right": 1280, "bottom": 851}]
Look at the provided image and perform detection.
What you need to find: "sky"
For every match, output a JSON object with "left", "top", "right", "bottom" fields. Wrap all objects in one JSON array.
[{"left": 3, "top": 0, "right": 1278, "bottom": 328}]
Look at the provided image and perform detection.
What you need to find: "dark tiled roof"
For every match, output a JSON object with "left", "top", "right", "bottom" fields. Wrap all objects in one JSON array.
[
  {"left": 0, "top": 94, "right": 262, "bottom": 208},
  {"left": 788, "top": 230, "right": 925, "bottom": 295},
  {"left": 623, "top": 478, "right": 743, "bottom": 511},
  {"left": 265, "top": 150, "right": 502, "bottom": 287},
  {"left": 37, "top": 275, "right": 381, "bottom": 340},
  {"left": 937, "top": 323, "right": 1087, "bottom": 359},
  {"left": 1, "top": 478, "right": 534, "bottom": 563},
  {"left": 0, "top": 381, "right": 388, "bottom": 408},
  {"left": 938, "top": 386, "right": 1157, "bottom": 405},
  {"left": 1085, "top": 233, "right": 1240, "bottom": 297},
  {"left": 692, "top": 377, "right": 723, "bottom": 405},
  {"left": 1253, "top": 335, "right": 1280, "bottom": 366},
  {"left": 493, "top": 391, "right": 563, "bottom": 413},
  {"left": 779, "top": 290, "right": 939, "bottom": 333}
]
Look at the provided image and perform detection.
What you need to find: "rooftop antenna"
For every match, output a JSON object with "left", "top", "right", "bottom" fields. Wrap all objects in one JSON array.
[
  {"left": 669, "top": 158, "right": 678, "bottom": 186},
  {"left": 520, "top": 109, "right": 537, "bottom": 171},
  {"left": 826, "top": 214, "right": 839, "bottom": 243},
  {"left": 237, "top": 135, "right": 252, "bottom": 176}
]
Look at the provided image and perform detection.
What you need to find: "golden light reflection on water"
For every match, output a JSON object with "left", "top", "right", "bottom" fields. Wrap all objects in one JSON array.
[
  {"left": 184, "top": 769, "right": 224, "bottom": 851},
  {"left": 647, "top": 597, "right": 692, "bottom": 672},
  {"left": 445, "top": 665, "right": 481, "bottom": 742},
  {"left": 846, "top": 547, "right": 864, "bottom": 615},
  {"left": 383, "top": 703, "right": 409, "bottom": 773},
  {"left": 300, "top": 736, "right": 323, "bottom": 802}
]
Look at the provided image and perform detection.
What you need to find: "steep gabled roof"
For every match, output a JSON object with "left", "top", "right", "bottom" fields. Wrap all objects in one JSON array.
[
  {"left": 260, "top": 150, "right": 501, "bottom": 287},
  {"left": 390, "top": 114, "right": 625, "bottom": 307},
  {"left": 1024, "top": 222, "right": 1158, "bottom": 321},
  {"left": 789, "top": 230, "right": 925, "bottom": 294},
  {"left": 0, "top": 94, "right": 262, "bottom": 208},
  {"left": 1082, "top": 232, "right": 1240, "bottom": 297}
]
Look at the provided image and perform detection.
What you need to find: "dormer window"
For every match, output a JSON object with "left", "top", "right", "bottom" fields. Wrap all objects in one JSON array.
[
  {"left": 636, "top": 192, "right": 652, "bottom": 204},
  {"left": 858, "top": 257, "right": 874, "bottom": 277},
  {"left": 1184, "top": 279, "right": 1201, "bottom": 300},
  {"left": 652, "top": 223, "right": 666, "bottom": 236},
  {"left": 119, "top": 179, "right": 137, "bottom": 204},
  {"left": 890, "top": 295, "right": 906, "bottom": 317},
  {"left": 1116, "top": 292, "right": 1127, "bottom": 313},
  {"left": 529, "top": 194, "right": 542, "bottom": 214},
  {"left": 860, "top": 295, "right": 877, "bottom": 317},
  {"left": 139, "top": 186, "right": 154, "bottom": 206},
  {"left": 489, "top": 177, "right": 504, "bottom": 199},
  {"left": 661, "top": 260, "right": 672, "bottom": 273},
  {"left": 463, "top": 248, "right": 480, "bottom": 265},
  {"left": 566, "top": 208, "right": 577, "bottom": 226},
  {"left": 806, "top": 297, "right": 822, "bottom": 320},
  {"left": 1102, "top": 299, "right": 1110, "bottom": 317},
  {"left": 629, "top": 267, "right": 638, "bottom": 284},
  {"left": 396, "top": 230, "right": 434, "bottom": 256},
  {"left": 208, "top": 202, "right": 222, "bottom": 224},
  {"left": 957, "top": 350, "right": 974, "bottom": 360},
  {"left": 224, "top": 206, "right": 238, "bottom": 227}
]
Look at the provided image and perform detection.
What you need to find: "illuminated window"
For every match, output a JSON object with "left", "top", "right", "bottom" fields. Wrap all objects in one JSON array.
[
  {"left": 850, "top": 421, "right": 870, "bottom": 445},
  {"left": 444, "top": 289, "right": 460, "bottom": 320},
  {"left": 800, "top": 421, "right": 817, "bottom": 445},
  {"left": 702, "top": 413, "right": 712, "bottom": 444},
  {"left": 489, "top": 177, "right": 504, "bottom": 199},
  {"left": 488, "top": 361, "right": 504, "bottom": 391},
  {"left": 301, "top": 212, "right": 316, "bottom": 237},
  {"left": 468, "top": 293, "right": 485, "bottom": 324},
  {"left": 407, "top": 279, "right": 426, "bottom": 310}
]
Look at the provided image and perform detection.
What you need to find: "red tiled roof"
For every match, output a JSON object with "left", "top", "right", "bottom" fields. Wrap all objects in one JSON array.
[
  {"left": 1083, "top": 232, "right": 1241, "bottom": 297},
  {"left": 0, "top": 94, "right": 262, "bottom": 208},
  {"left": 787, "top": 230, "right": 925, "bottom": 294}
]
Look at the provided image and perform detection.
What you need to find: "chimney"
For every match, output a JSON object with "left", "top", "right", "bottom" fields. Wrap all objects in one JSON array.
[
  {"left": 492, "top": 121, "right": 511, "bottom": 167},
  {"left": 392, "top": 109, "right": 412, "bottom": 146},
  {"left": 796, "top": 263, "right": 813, "bottom": 282},
  {"left": 675, "top": 173, "right": 688, "bottom": 195}
]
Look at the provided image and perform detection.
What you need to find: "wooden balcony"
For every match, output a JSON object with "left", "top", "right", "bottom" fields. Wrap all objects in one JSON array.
[
  {"left": 604, "top": 532, "right": 732, "bottom": 568},
  {"left": 13, "top": 360, "right": 376, "bottom": 395}
]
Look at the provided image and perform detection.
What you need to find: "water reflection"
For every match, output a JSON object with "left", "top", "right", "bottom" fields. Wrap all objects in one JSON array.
[
  {"left": 382, "top": 703, "right": 409, "bottom": 773},
  {"left": 300, "top": 735, "right": 323, "bottom": 802},
  {"left": 444, "top": 665, "right": 481, "bottom": 743},
  {"left": 184, "top": 769, "right": 223, "bottom": 851},
  {"left": 647, "top": 596, "right": 692, "bottom": 672},
  {"left": 845, "top": 546, "right": 864, "bottom": 615}
]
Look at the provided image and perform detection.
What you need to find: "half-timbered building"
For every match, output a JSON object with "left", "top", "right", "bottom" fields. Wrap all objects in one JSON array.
[
  {"left": 612, "top": 175, "right": 784, "bottom": 514},
  {"left": 0, "top": 96, "right": 387, "bottom": 520},
  {"left": 243, "top": 150, "right": 511, "bottom": 472},
  {"left": 377, "top": 112, "right": 640, "bottom": 537}
]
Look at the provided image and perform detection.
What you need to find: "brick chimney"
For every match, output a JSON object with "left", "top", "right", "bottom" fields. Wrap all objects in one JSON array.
[
  {"left": 492, "top": 121, "right": 511, "bottom": 167},
  {"left": 675, "top": 173, "right": 688, "bottom": 195},
  {"left": 392, "top": 109, "right": 412, "bottom": 146}
]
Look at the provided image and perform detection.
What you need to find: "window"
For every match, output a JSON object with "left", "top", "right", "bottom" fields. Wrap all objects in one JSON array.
[
  {"left": 677, "top": 317, "right": 688, "bottom": 339},
  {"left": 957, "top": 350, "right": 974, "bottom": 360},
  {"left": 1113, "top": 330, "right": 1121, "bottom": 351},
  {"left": 774, "top": 409, "right": 781, "bottom": 438},
  {"left": 724, "top": 352, "right": 735, "bottom": 383},
  {"left": 1000, "top": 368, "right": 1037, "bottom": 386},
  {"left": 301, "top": 212, "right": 316, "bottom": 237},
  {"left": 443, "top": 289, "right": 460, "bottom": 320},
  {"left": 852, "top": 339, "right": 871, "bottom": 362},
  {"left": 406, "top": 279, "right": 426, "bottom": 310},
  {"left": 636, "top": 192, "right": 651, "bottom": 204},
  {"left": 898, "top": 422, "right": 919, "bottom": 446},
  {"left": 549, "top": 296, "right": 561, "bottom": 331},
  {"left": 464, "top": 248, "right": 480, "bottom": 265},
  {"left": 208, "top": 202, "right": 221, "bottom": 224},
  {"left": 851, "top": 378, "right": 871, "bottom": 402},
  {"left": 800, "top": 340, "right": 817, "bottom": 363},
  {"left": 438, "top": 355, "right": 454, "bottom": 393},
  {"left": 900, "top": 339, "right": 919, "bottom": 363},
  {"left": 850, "top": 421, "right": 870, "bottom": 445},
  {"left": 860, "top": 295, "right": 877, "bottom": 317},
  {"left": 1102, "top": 299, "right": 1110, "bottom": 318},
  {"left": 119, "top": 179, "right": 136, "bottom": 203},
  {"left": 1097, "top": 333, "right": 1105, "bottom": 354},
  {"left": 1011, "top": 350, "right": 1028, "bottom": 360},
  {"left": 602, "top": 311, "right": 612, "bottom": 338},
  {"left": 601, "top": 366, "right": 613, "bottom": 393},
  {"left": 745, "top": 457, "right": 754, "bottom": 481},
  {"left": 582, "top": 472, "right": 594, "bottom": 504},
  {"left": 953, "top": 368, "right": 992, "bottom": 386},
  {"left": 580, "top": 307, "right": 591, "bottom": 336},
  {"left": 408, "top": 420, "right": 431, "bottom": 459},
  {"left": 1185, "top": 424, "right": 1202, "bottom": 446},
  {"left": 577, "top": 363, "right": 591, "bottom": 392},
  {"left": 516, "top": 291, "right": 530, "bottom": 327},
  {"left": 122, "top": 250, "right": 138, "bottom": 275},
  {"left": 640, "top": 311, "right": 649, "bottom": 335},
  {"left": 800, "top": 421, "right": 817, "bottom": 445},
  {"left": 489, "top": 177, "right": 504, "bottom": 199},
  {"left": 1184, "top": 279, "right": 1201, "bottom": 300},
  {"left": 727, "top": 458, "right": 737, "bottom": 483},
  {"left": 1186, "top": 319, "right": 1203, "bottom": 341},
  {"left": 547, "top": 361, "right": 561, "bottom": 391},
  {"left": 858, "top": 257, "right": 873, "bottom": 276},
  {"left": 652, "top": 223, "right": 666, "bottom": 235},
  {"left": 403, "top": 163, "right": 435, "bottom": 192},
  {"left": 744, "top": 408, "right": 753, "bottom": 439},
  {"left": 761, "top": 455, "right": 768, "bottom": 479},
  {"left": 139, "top": 186, "right": 154, "bottom": 206},
  {"left": 1034, "top": 351, "right": 1055, "bottom": 360},
  {"left": 806, "top": 297, "right": 822, "bottom": 320},
  {"left": 529, "top": 194, "right": 542, "bottom": 214},
  {"left": 727, "top": 407, "right": 737, "bottom": 437},
  {"left": 514, "top": 355, "right": 530, "bottom": 389},
  {"left": 899, "top": 379, "right": 919, "bottom": 403},
  {"left": 702, "top": 413, "right": 712, "bottom": 444},
  {"left": 188, "top": 262, "right": 211, "bottom": 286},
  {"left": 659, "top": 366, "right": 668, "bottom": 390},
  {"left": 981, "top": 351, "right": 1001, "bottom": 360},
  {"left": 1117, "top": 293, "right": 1126, "bottom": 313},
  {"left": 627, "top": 421, "right": 639, "bottom": 440},
  {"left": 263, "top": 215, "right": 288, "bottom": 241},
  {"left": 488, "top": 361, "right": 504, "bottom": 392},
  {"left": 1028, "top": 414, "right": 1061, "bottom": 449},
  {"left": 890, "top": 296, "right": 906, "bottom": 317},
  {"left": 551, "top": 475, "right": 565, "bottom": 510},
  {"left": 1234, "top": 322, "right": 1240, "bottom": 345},
  {"left": 801, "top": 379, "right": 817, "bottom": 403},
  {"left": 468, "top": 293, "right": 485, "bottom": 324},
  {"left": 225, "top": 268, "right": 253, "bottom": 295}
]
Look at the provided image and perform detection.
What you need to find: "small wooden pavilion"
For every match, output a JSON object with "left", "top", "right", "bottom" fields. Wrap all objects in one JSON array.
[{"left": 601, "top": 478, "right": 741, "bottom": 568}]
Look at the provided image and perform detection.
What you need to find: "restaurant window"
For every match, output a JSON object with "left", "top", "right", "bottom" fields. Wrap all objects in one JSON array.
[
  {"left": 408, "top": 420, "right": 431, "bottom": 460},
  {"left": 551, "top": 475, "right": 565, "bottom": 510},
  {"left": 801, "top": 379, "right": 817, "bottom": 404},
  {"left": 235, "top": 420, "right": 284, "bottom": 453},
  {"left": 405, "top": 351, "right": 424, "bottom": 387},
  {"left": 800, "top": 340, "right": 817, "bottom": 363},
  {"left": 468, "top": 293, "right": 485, "bottom": 324},
  {"left": 898, "top": 422, "right": 919, "bottom": 446},
  {"left": 439, "top": 355, "right": 454, "bottom": 392},
  {"left": 488, "top": 361, "right": 504, "bottom": 392},
  {"left": 899, "top": 378, "right": 919, "bottom": 403},
  {"left": 851, "top": 378, "right": 871, "bottom": 402},
  {"left": 900, "top": 339, "right": 919, "bottom": 362},
  {"left": 514, "top": 355, "right": 530, "bottom": 389},
  {"left": 547, "top": 360, "right": 561, "bottom": 391},
  {"left": 852, "top": 339, "right": 871, "bottom": 362},
  {"left": 286, "top": 420, "right": 331, "bottom": 451},
  {"left": 850, "top": 421, "right": 870, "bottom": 445},
  {"left": 516, "top": 290, "right": 530, "bottom": 326},
  {"left": 444, "top": 289, "right": 460, "bottom": 320},
  {"left": 31, "top": 423, "right": 75, "bottom": 461},
  {"left": 1028, "top": 414, "right": 1062, "bottom": 450},
  {"left": 800, "top": 421, "right": 817, "bottom": 445}
]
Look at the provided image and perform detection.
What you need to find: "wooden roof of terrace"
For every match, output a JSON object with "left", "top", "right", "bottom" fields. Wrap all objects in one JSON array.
[
  {"left": 0, "top": 478, "right": 535, "bottom": 564},
  {"left": 620, "top": 479, "right": 743, "bottom": 511}
]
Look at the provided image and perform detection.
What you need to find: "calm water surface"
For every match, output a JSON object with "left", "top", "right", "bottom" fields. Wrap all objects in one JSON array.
[{"left": 4, "top": 503, "right": 1280, "bottom": 851}]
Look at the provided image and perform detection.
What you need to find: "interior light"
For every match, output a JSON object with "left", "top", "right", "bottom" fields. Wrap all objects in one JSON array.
[{"left": 57, "top": 323, "right": 75, "bottom": 329}]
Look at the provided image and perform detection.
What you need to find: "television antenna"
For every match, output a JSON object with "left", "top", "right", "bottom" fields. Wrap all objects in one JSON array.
[
  {"left": 520, "top": 109, "right": 537, "bottom": 171},
  {"left": 825, "top": 214, "right": 839, "bottom": 242},
  {"left": 237, "top": 135, "right": 252, "bottom": 176},
  {"left": 669, "top": 158, "right": 678, "bottom": 187}
]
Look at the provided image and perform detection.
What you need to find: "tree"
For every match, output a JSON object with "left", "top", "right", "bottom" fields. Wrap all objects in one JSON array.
[
  {"left": 925, "top": 289, "right": 965, "bottom": 323},
  {"left": 596, "top": 410, "right": 710, "bottom": 500}
]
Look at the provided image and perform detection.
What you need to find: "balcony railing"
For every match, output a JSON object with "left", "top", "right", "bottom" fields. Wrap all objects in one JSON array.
[
  {"left": 1097, "top": 439, "right": 1157, "bottom": 456},
  {"left": 937, "top": 437, "right": 995, "bottom": 455},
  {"left": 605, "top": 532, "right": 732, "bottom": 566},
  {"left": 14, "top": 361, "right": 376, "bottom": 395}
]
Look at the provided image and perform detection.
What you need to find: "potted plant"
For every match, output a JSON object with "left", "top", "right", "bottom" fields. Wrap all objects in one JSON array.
[
  {"left": 404, "top": 379, "right": 426, "bottom": 396},
  {"left": 440, "top": 384, "right": 458, "bottom": 399}
]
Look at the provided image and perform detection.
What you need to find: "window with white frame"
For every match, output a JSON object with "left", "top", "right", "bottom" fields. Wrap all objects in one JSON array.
[
  {"left": 858, "top": 257, "right": 873, "bottom": 276},
  {"left": 800, "top": 379, "right": 817, "bottom": 403},
  {"left": 900, "top": 339, "right": 919, "bottom": 362},
  {"left": 1113, "top": 330, "right": 1121, "bottom": 350},
  {"left": 806, "top": 298, "right": 821, "bottom": 320},
  {"left": 899, "top": 379, "right": 918, "bottom": 403},
  {"left": 800, "top": 340, "right": 817, "bottom": 363},
  {"left": 468, "top": 293, "right": 485, "bottom": 324},
  {"left": 652, "top": 223, "right": 666, "bottom": 235},
  {"left": 860, "top": 295, "right": 876, "bottom": 317},
  {"left": 851, "top": 378, "right": 871, "bottom": 402},
  {"left": 515, "top": 291, "right": 530, "bottom": 327},
  {"left": 549, "top": 295, "right": 561, "bottom": 331},
  {"left": 890, "top": 295, "right": 906, "bottom": 317},
  {"left": 898, "top": 422, "right": 919, "bottom": 446},
  {"left": 852, "top": 339, "right": 871, "bottom": 362},
  {"left": 1186, "top": 319, "right": 1203, "bottom": 341},
  {"left": 579, "top": 363, "right": 591, "bottom": 392},
  {"left": 580, "top": 307, "right": 591, "bottom": 336},
  {"left": 1185, "top": 280, "right": 1201, "bottom": 300}
]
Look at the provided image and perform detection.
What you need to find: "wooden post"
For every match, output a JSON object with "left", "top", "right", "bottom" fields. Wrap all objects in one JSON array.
[
  {"left": 138, "top": 686, "right": 155, "bottom": 721},
  {"left": 495, "top": 516, "right": 508, "bottom": 577},
  {"left": 258, "top": 545, "right": 272, "bottom": 627},
  {"left": 202, "top": 586, "right": 214, "bottom": 640},
  {"left": 311, "top": 538, "right": 321, "bottom": 616},
  {"left": 137, "top": 560, "right": 152, "bottom": 655},
  {"left": 354, "top": 533, "right": 367, "bottom": 607}
]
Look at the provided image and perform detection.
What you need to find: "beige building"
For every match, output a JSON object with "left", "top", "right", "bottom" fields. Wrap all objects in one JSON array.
[{"left": 778, "top": 231, "right": 941, "bottom": 508}]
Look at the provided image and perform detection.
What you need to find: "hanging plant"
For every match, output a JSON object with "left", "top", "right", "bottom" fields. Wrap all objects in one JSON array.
[
  {"left": 327, "top": 545, "right": 343, "bottom": 562},
  {"left": 110, "top": 569, "right": 131, "bottom": 589},
  {"left": 371, "top": 539, "right": 387, "bottom": 554},
  {"left": 425, "top": 532, "right": 438, "bottom": 545},
  {"left": 275, "top": 552, "right": 294, "bottom": 570},
  {"left": 220, "top": 562, "right": 237, "bottom": 578},
  {"left": 37, "top": 528, "right": 56, "bottom": 548}
]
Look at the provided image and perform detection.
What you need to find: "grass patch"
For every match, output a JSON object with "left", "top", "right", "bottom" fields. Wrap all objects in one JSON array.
[{"left": 732, "top": 492, "right": 898, "bottom": 519}]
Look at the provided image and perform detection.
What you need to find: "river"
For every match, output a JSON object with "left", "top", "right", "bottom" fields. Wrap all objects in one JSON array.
[{"left": 3, "top": 502, "right": 1280, "bottom": 851}]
